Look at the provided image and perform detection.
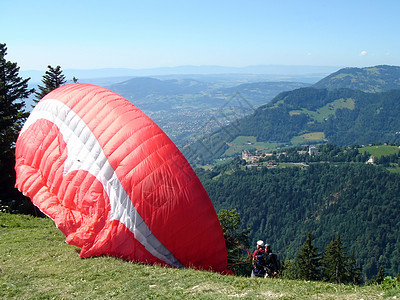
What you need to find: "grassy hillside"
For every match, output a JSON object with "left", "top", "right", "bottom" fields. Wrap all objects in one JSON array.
[{"left": 1, "top": 213, "right": 399, "bottom": 299}]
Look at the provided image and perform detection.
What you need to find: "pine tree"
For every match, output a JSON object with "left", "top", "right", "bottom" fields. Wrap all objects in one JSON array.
[
  {"left": 296, "top": 232, "right": 321, "bottom": 281},
  {"left": 281, "top": 258, "right": 298, "bottom": 280},
  {"left": 217, "top": 209, "right": 251, "bottom": 276},
  {"left": 321, "top": 233, "right": 349, "bottom": 284},
  {"left": 0, "top": 43, "right": 34, "bottom": 212},
  {"left": 347, "top": 251, "right": 362, "bottom": 285},
  {"left": 376, "top": 265, "right": 385, "bottom": 284},
  {"left": 0, "top": 44, "right": 32, "bottom": 152},
  {"left": 33, "top": 65, "right": 66, "bottom": 104}
]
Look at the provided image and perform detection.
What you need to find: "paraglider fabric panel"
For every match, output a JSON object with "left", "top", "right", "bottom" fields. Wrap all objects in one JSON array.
[{"left": 15, "top": 83, "right": 228, "bottom": 273}]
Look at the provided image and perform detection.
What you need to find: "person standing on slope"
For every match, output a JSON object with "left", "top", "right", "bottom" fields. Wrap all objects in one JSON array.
[
  {"left": 251, "top": 240, "right": 266, "bottom": 277},
  {"left": 263, "top": 243, "right": 280, "bottom": 277}
]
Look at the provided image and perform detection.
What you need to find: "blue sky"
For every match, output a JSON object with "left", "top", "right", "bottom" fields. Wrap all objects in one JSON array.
[{"left": 3, "top": 0, "right": 400, "bottom": 71}]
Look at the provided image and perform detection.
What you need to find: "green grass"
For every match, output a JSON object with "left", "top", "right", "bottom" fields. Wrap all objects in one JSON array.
[
  {"left": 1, "top": 213, "right": 399, "bottom": 299},
  {"left": 291, "top": 132, "right": 326, "bottom": 145},
  {"left": 223, "top": 136, "right": 281, "bottom": 156},
  {"left": 290, "top": 98, "right": 355, "bottom": 123},
  {"left": 359, "top": 145, "right": 400, "bottom": 158},
  {"left": 358, "top": 145, "right": 400, "bottom": 173}
]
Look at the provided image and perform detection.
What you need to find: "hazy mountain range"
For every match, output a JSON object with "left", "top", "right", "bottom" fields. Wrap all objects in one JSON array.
[{"left": 21, "top": 64, "right": 340, "bottom": 84}]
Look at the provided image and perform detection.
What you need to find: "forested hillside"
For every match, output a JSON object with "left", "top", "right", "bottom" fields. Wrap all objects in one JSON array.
[
  {"left": 197, "top": 160, "right": 400, "bottom": 280},
  {"left": 185, "top": 87, "right": 400, "bottom": 165},
  {"left": 255, "top": 87, "right": 400, "bottom": 145}
]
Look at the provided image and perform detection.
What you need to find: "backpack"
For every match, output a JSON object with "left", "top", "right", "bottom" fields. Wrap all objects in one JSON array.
[{"left": 264, "top": 253, "right": 280, "bottom": 274}]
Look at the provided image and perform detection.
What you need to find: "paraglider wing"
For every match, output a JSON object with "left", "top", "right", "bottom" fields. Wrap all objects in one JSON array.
[{"left": 15, "top": 83, "right": 228, "bottom": 272}]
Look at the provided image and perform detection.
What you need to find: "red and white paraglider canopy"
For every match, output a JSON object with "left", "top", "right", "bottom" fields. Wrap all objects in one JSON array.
[{"left": 15, "top": 83, "right": 228, "bottom": 273}]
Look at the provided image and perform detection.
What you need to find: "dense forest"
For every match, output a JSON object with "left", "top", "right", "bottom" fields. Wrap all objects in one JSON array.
[{"left": 196, "top": 159, "right": 400, "bottom": 280}]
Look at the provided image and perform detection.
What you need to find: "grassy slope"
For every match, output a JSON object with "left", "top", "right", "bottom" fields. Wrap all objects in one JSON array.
[
  {"left": 1, "top": 213, "right": 398, "bottom": 299},
  {"left": 359, "top": 145, "right": 400, "bottom": 158},
  {"left": 224, "top": 136, "right": 280, "bottom": 156},
  {"left": 290, "top": 97, "right": 355, "bottom": 123}
]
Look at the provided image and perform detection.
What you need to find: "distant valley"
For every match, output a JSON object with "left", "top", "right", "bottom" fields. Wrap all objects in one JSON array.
[{"left": 108, "top": 77, "right": 310, "bottom": 148}]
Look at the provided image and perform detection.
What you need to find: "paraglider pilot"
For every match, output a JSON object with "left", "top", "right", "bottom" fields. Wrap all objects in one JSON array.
[
  {"left": 251, "top": 241, "right": 280, "bottom": 278},
  {"left": 264, "top": 243, "right": 279, "bottom": 277},
  {"left": 251, "top": 240, "right": 266, "bottom": 277}
]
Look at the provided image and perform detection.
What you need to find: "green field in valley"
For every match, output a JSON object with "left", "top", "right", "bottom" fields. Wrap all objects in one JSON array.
[
  {"left": 291, "top": 132, "right": 326, "bottom": 145},
  {"left": 223, "top": 136, "right": 282, "bottom": 156},
  {"left": 359, "top": 145, "right": 400, "bottom": 158}
]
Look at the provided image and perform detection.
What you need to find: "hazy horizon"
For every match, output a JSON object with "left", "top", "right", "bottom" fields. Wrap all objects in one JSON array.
[{"left": 20, "top": 64, "right": 343, "bottom": 82}]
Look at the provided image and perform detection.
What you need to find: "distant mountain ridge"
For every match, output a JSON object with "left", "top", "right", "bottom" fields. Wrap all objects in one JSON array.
[{"left": 313, "top": 65, "right": 400, "bottom": 92}]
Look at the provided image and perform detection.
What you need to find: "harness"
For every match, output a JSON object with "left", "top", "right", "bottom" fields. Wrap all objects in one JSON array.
[{"left": 255, "top": 250, "right": 266, "bottom": 268}]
